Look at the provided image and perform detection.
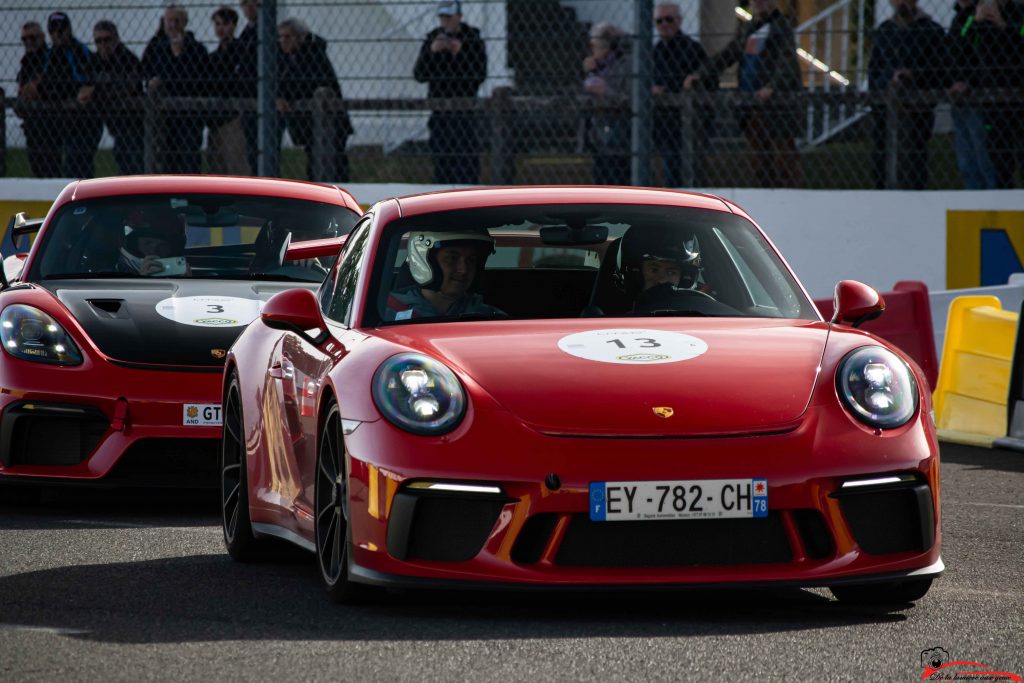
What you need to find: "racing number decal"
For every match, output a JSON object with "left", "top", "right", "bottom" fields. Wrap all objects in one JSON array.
[
  {"left": 558, "top": 329, "right": 707, "bottom": 365},
  {"left": 155, "top": 296, "right": 263, "bottom": 328}
]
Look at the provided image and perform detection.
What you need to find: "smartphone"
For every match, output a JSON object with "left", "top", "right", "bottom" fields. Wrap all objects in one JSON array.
[{"left": 156, "top": 256, "right": 187, "bottom": 277}]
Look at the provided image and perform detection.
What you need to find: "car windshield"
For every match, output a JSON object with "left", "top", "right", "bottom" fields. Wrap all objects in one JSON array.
[
  {"left": 367, "top": 204, "right": 816, "bottom": 324},
  {"left": 30, "top": 194, "right": 359, "bottom": 282}
]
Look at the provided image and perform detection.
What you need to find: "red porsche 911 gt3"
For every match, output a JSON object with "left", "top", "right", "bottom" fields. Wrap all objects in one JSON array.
[
  {"left": 222, "top": 187, "right": 941, "bottom": 605},
  {"left": 0, "top": 176, "right": 360, "bottom": 490}
]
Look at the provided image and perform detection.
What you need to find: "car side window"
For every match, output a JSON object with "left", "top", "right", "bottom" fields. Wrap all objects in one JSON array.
[{"left": 325, "top": 215, "right": 372, "bottom": 326}]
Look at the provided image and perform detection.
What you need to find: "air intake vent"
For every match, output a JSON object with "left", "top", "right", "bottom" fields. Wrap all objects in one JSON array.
[{"left": 89, "top": 299, "right": 127, "bottom": 318}]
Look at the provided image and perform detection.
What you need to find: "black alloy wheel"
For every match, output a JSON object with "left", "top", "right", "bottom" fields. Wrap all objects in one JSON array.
[
  {"left": 221, "top": 372, "right": 264, "bottom": 561},
  {"left": 314, "top": 402, "right": 367, "bottom": 603},
  {"left": 830, "top": 577, "right": 933, "bottom": 605}
]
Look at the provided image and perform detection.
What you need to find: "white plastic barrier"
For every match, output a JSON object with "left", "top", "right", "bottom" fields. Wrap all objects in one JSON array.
[{"left": 930, "top": 273, "right": 1024, "bottom": 360}]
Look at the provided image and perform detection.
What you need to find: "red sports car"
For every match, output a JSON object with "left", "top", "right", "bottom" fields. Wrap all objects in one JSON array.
[
  {"left": 222, "top": 187, "right": 941, "bottom": 605},
  {"left": 0, "top": 176, "right": 360, "bottom": 489}
]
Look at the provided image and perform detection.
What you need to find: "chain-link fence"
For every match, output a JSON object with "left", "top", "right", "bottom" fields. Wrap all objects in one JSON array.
[{"left": 2, "top": 0, "right": 1022, "bottom": 189}]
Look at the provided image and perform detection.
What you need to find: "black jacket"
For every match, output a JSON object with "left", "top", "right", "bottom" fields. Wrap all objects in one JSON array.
[
  {"left": 279, "top": 34, "right": 353, "bottom": 142},
  {"left": 237, "top": 23, "right": 259, "bottom": 97},
  {"left": 92, "top": 43, "right": 143, "bottom": 133},
  {"left": 39, "top": 39, "right": 94, "bottom": 102},
  {"left": 653, "top": 31, "right": 712, "bottom": 94},
  {"left": 413, "top": 23, "right": 487, "bottom": 101},
  {"left": 947, "top": 1, "right": 1024, "bottom": 89},
  {"left": 18, "top": 48, "right": 48, "bottom": 87},
  {"left": 869, "top": 12, "right": 947, "bottom": 92},
  {"left": 141, "top": 30, "right": 208, "bottom": 97},
  {"left": 706, "top": 9, "right": 804, "bottom": 136}
]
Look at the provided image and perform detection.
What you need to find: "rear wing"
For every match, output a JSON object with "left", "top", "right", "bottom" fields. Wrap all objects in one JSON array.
[
  {"left": 285, "top": 235, "right": 348, "bottom": 261},
  {"left": 10, "top": 212, "right": 45, "bottom": 238}
]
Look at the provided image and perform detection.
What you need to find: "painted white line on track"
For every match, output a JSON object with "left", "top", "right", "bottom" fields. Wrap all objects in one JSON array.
[
  {"left": 944, "top": 501, "right": 1024, "bottom": 510},
  {"left": 0, "top": 623, "right": 90, "bottom": 636}
]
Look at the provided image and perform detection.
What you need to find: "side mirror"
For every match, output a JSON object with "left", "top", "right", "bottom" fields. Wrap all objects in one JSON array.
[
  {"left": 261, "top": 288, "right": 328, "bottom": 343},
  {"left": 831, "top": 280, "right": 885, "bottom": 327}
]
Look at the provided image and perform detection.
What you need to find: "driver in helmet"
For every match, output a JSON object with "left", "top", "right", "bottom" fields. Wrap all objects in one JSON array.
[
  {"left": 384, "top": 229, "right": 505, "bottom": 321},
  {"left": 117, "top": 211, "right": 190, "bottom": 277},
  {"left": 615, "top": 227, "right": 704, "bottom": 309}
]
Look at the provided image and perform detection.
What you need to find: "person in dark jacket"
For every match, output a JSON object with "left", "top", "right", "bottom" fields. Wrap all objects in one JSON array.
[
  {"left": 79, "top": 21, "right": 143, "bottom": 175},
  {"left": 277, "top": 18, "right": 353, "bottom": 181},
  {"left": 142, "top": 4, "right": 209, "bottom": 174},
  {"left": 582, "top": 22, "right": 632, "bottom": 186},
  {"left": 207, "top": 7, "right": 252, "bottom": 175},
  {"left": 38, "top": 12, "right": 102, "bottom": 179},
  {"left": 238, "top": 0, "right": 260, "bottom": 173},
  {"left": 413, "top": 1, "right": 487, "bottom": 185},
  {"left": 868, "top": 0, "right": 947, "bottom": 189},
  {"left": 652, "top": 3, "right": 714, "bottom": 187},
  {"left": 686, "top": 0, "right": 804, "bottom": 188},
  {"left": 15, "top": 22, "right": 57, "bottom": 177},
  {"left": 948, "top": 0, "right": 1024, "bottom": 189}
]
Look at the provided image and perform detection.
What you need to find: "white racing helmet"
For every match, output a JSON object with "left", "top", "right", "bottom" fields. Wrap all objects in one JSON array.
[{"left": 406, "top": 230, "right": 495, "bottom": 290}]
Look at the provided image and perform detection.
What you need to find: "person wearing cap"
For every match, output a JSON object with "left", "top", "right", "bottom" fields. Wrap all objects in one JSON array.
[
  {"left": 142, "top": 4, "right": 209, "bottom": 174},
  {"left": 37, "top": 11, "right": 102, "bottom": 179},
  {"left": 15, "top": 21, "right": 57, "bottom": 177},
  {"left": 384, "top": 230, "right": 504, "bottom": 321},
  {"left": 413, "top": 1, "right": 487, "bottom": 185}
]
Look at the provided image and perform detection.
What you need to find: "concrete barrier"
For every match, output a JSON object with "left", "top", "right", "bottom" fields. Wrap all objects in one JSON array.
[
  {"left": 815, "top": 281, "right": 938, "bottom": 389},
  {"left": 933, "top": 295, "right": 1018, "bottom": 447}
]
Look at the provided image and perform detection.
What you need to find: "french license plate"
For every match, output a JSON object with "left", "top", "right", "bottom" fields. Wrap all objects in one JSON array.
[
  {"left": 183, "top": 404, "right": 222, "bottom": 426},
  {"left": 589, "top": 479, "right": 768, "bottom": 521}
]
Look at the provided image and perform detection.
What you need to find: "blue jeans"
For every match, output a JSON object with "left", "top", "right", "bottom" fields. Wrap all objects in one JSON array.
[{"left": 952, "top": 106, "right": 996, "bottom": 190}]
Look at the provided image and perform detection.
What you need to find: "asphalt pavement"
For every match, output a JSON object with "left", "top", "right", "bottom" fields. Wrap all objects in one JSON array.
[{"left": 0, "top": 442, "right": 1021, "bottom": 682}]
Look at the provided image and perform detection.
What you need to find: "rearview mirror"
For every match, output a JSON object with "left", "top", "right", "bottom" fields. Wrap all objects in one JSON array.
[
  {"left": 831, "top": 280, "right": 885, "bottom": 327},
  {"left": 261, "top": 288, "right": 328, "bottom": 344},
  {"left": 540, "top": 224, "right": 608, "bottom": 246}
]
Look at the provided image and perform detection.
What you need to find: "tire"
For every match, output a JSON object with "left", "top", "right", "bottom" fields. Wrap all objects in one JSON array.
[
  {"left": 221, "top": 371, "right": 266, "bottom": 561},
  {"left": 314, "top": 401, "right": 371, "bottom": 604},
  {"left": 830, "top": 577, "right": 933, "bottom": 605}
]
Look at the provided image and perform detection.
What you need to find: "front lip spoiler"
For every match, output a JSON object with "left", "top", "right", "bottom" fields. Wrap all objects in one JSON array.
[{"left": 347, "top": 557, "right": 945, "bottom": 592}]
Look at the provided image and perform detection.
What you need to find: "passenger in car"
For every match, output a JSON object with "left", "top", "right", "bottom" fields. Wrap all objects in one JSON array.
[
  {"left": 117, "top": 211, "right": 191, "bottom": 277},
  {"left": 384, "top": 230, "right": 505, "bottom": 321}
]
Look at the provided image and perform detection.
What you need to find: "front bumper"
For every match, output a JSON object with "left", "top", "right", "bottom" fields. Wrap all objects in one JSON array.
[
  {"left": 0, "top": 357, "right": 222, "bottom": 485},
  {"left": 332, "top": 399, "right": 941, "bottom": 588}
]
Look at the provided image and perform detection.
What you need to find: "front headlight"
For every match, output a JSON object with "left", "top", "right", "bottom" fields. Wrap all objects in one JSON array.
[
  {"left": 836, "top": 346, "right": 918, "bottom": 429},
  {"left": 0, "top": 305, "right": 83, "bottom": 366},
  {"left": 372, "top": 353, "right": 466, "bottom": 435}
]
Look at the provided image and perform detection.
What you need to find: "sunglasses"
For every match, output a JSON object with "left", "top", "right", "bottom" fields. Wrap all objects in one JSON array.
[{"left": 655, "top": 16, "right": 677, "bottom": 24}]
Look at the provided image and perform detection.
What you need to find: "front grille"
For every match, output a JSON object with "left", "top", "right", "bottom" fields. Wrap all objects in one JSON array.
[
  {"left": 555, "top": 513, "right": 792, "bottom": 567},
  {"left": 511, "top": 513, "right": 560, "bottom": 565},
  {"left": 104, "top": 438, "right": 219, "bottom": 487},
  {"left": 792, "top": 509, "right": 834, "bottom": 560},
  {"left": 387, "top": 491, "right": 507, "bottom": 562},
  {"left": 837, "top": 483, "right": 935, "bottom": 554},
  {"left": 0, "top": 402, "right": 108, "bottom": 467}
]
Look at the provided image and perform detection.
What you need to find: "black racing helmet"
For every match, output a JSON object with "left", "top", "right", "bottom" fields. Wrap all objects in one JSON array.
[
  {"left": 122, "top": 210, "right": 187, "bottom": 258},
  {"left": 615, "top": 227, "right": 700, "bottom": 297}
]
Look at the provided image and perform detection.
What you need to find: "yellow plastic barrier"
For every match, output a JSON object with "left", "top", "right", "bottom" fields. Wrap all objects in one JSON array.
[{"left": 933, "top": 295, "right": 1018, "bottom": 447}]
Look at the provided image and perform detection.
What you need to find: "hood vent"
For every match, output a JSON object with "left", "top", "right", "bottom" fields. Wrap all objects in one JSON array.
[{"left": 88, "top": 299, "right": 128, "bottom": 319}]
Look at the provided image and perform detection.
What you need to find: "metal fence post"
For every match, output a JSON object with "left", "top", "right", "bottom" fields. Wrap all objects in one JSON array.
[
  {"left": 489, "top": 86, "right": 514, "bottom": 185},
  {"left": 144, "top": 85, "right": 160, "bottom": 173},
  {"left": 884, "top": 87, "right": 900, "bottom": 190},
  {"left": 631, "top": 0, "right": 653, "bottom": 186},
  {"left": 257, "top": 0, "right": 279, "bottom": 177},
  {"left": 0, "top": 88, "right": 6, "bottom": 177}
]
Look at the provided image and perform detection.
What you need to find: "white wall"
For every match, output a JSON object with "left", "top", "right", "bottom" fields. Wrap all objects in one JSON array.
[{"left": 4, "top": 181, "right": 1021, "bottom": 300}]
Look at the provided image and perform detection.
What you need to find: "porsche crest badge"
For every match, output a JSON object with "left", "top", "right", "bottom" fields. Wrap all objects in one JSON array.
[
  {"left": 211, "top": 349, "right": 227, "bottom": 359},
  {"left": 653, "top": 407, "right": 674, "bottom": 418}
]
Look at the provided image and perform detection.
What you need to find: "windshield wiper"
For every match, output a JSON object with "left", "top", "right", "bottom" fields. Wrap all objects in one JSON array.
[{"left": 43, "top": 272, "right": 137, "bottom": 280}]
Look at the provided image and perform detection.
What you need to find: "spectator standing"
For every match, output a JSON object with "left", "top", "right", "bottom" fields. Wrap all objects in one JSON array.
[
  {"left": 651, "top": 3, "right": 714, "bottom": 187},
  {"left": 142, "top": 4, "right": 208, "bottom": 174},
  {"left": 413, "top": 1, "right": 487, "bottom": 185},
  {"left": 868, "top": 0, "right": 947, "bottom": 189},
  {"left": 238, "top": 0, "right": 260, "bottom": 174},
  {"left": 208, "top": 7, "right": 252, "bottom": 175},
  {"left": 948, "top": 0, "right": 1024, "bottom": 189},
  {"left": 686, "top": 0, "right": 804, "bottom": 188},
  {"left": 277, "top": 18, "right": 354, "bottom": 181},
  {"left": 38, "top": 12, "right": 101, "bottom": 179},
  {"left": 81, "top": 21, "right": 143, "bottom": 175},
  {"left": 582, "top": 22, "right": 632, "bottom": 185},
  {"left": 15, "top": 22, "right": 56, "bottom": 177}
]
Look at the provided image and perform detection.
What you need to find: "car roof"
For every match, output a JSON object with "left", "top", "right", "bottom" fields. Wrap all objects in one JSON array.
[
  {"left": 393, "top": 186, "right": 734, "bottom": 217},
  {"left": 58, "top": 176, "right": 361, "bottom": 213}
]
